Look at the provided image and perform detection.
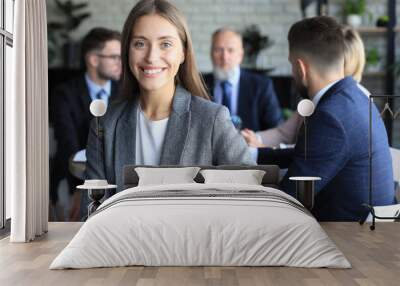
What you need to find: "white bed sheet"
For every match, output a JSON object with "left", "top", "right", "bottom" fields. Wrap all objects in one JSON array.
[{"left": 50, "top": 183, "right": 350, "bottom": 269}]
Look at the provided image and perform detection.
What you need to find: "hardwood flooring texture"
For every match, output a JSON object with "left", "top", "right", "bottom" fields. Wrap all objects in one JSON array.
[{"left": 0, "top": 222, "right": 399, "bottom": 286}]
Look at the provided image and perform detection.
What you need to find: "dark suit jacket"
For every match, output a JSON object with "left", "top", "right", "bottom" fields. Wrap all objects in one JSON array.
[
  {"left": 85, "top": 86, "right": 255, "bottom": 193},
  {"left": 51, "top": 74, "right": 119, "bottom": 192},
  {"left": 281, "top": 77, "right": 395, "bottom": 221},
  {"left": 203, "top": 69, "right": 283, "bottom": 131}
]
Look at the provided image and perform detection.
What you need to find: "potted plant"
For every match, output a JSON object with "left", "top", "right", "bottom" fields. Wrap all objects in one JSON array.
[
  {"left": 241, "top": 25, "right": 273, "bottom": 68},
  {"left": 343, "top": 0, "right": 366, "bottom": 27},
  {"left": 48, "top": 0, "right": 91, "bottom": 67},
  {"left": 376, "top": 15, "right": 389, "bottom": 27},
  {"left": 365, "top": 48, "right": 381, "bottom": 72}
]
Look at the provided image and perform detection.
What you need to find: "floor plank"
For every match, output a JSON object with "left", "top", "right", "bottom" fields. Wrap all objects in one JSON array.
[{"left": 0, "top": 222, "right": 399, "bottom": 286}]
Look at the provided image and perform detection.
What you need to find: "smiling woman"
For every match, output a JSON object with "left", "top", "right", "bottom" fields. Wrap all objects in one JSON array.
[
  {"left": 85, "top": 0, "right": 255, "bottom": 195},
  {"left": 129, "top": 14, "right": 185, "bottom": 118}
]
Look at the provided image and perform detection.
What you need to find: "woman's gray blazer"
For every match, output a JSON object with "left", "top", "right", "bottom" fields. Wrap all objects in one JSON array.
[{"left": 85, "top": 86, "right": 255, "bottom": 191}]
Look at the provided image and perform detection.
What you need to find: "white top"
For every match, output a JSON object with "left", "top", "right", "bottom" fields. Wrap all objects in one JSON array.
[{"left": 135, "top": 107, "right": 169, "bottom": 165}]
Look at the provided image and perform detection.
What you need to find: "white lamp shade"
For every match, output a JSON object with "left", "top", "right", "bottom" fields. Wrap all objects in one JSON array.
[
  {"left": 90, "top": 99, "right": 107, "bottom": 117},
  {"left": 297, "top": 99, "right": 315, "bottom": 117}
]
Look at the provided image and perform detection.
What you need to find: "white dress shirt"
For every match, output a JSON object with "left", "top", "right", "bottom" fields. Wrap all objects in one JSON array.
[
  {"left": 85, "top": 73, "right": 112, "bottom": 106},
  {"left": 213, "top": 66, "right": 241, "bottom": 116}
]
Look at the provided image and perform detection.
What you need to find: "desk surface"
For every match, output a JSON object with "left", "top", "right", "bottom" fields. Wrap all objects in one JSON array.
[{"left": 0, "top": 222, "right": 399, "bottom": 286}]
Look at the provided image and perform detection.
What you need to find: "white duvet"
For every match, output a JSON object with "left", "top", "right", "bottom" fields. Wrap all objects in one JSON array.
[{"left": 50, "top": 183, "right": 351, "bottom": 269}]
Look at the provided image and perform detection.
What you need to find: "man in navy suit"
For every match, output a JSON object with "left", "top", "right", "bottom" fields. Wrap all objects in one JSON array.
[
  {"left": 203, "top": 28, "right": 282, "bottom": 131},
  {"left": 281, "top": 16, "right": 395, "bottom": 221},
  {"left": 50, "top": 28, "right": 121, "bottom": 219}
]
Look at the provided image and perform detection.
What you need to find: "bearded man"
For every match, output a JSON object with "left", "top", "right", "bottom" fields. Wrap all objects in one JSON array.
[{"left": 203, "top": 28, "right": 282, "bottom": 131}]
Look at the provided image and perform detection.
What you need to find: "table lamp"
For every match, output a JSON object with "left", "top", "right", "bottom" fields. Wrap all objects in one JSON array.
[
  {"left": 77, "top": 99, "right": 116, "bottom": 217},
  {"left": 297, "top": 99, "right": 315, "bottom": 160},
  {"left": 290, "top": 99, "right": 321, "bottom": 210}
]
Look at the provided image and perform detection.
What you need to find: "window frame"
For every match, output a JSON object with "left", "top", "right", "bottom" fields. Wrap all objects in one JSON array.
[{"left": 0, "top": 0, "right": 14, "bottom": 232}]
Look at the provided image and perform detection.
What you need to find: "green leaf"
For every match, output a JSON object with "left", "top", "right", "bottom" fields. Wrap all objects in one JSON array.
[{"left": 71, "top": 2, "right": 88, "bottom": 11}]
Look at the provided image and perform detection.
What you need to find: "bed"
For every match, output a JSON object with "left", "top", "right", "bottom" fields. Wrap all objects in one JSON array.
[{"left": 50, "top": 165, "right": 350, "bottom": 269}]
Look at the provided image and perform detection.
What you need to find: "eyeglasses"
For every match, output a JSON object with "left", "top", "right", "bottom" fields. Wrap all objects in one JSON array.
[{"left": 96, "top": 54, "right": 121, "bottom": 61}]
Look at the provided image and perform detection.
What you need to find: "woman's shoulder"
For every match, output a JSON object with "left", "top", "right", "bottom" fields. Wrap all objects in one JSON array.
[
  {"left": 190, "top": 93, "right": 216, "bottom": 106},
  {"left": 190, "top": 95, "right": 231, "bottom": 123},
  {"left": 175, "top": 85, "right": 224, "bottom": 118},
  {"left": 101, "top": 98, "right": 135, "bottom": 125},
  {"left": 189, "top": 93, "right": 223, "bottom": 114},
  {"left": 106, "top": 98, "right": 129, "bottom": 114}
]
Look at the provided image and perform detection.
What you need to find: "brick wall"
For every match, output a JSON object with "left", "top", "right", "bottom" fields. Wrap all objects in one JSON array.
[{"left": 46, "top": 0, "right": 396, "bottom": 74}]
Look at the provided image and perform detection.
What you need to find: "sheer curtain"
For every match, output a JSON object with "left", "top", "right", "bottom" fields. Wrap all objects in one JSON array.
[{"left": 7, "top": 0, "right": 49, "bottom": 242}]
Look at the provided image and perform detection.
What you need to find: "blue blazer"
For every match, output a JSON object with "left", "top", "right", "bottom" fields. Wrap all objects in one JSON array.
[
  {"left": 203, "top": 69, "right": 283, "bottom": 131},
  {"left": 281, "top": 77, "right": 395, "bottom": 221}
]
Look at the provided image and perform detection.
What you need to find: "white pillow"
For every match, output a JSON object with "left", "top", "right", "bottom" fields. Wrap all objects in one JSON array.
[
  {"left": 135, "top": 167, "right": 200, "bottom": 186},
  {"left": 200, "top": 169, "right": 266, "bottom": 185}
]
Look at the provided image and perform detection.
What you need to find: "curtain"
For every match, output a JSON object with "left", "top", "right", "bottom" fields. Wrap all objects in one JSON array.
[{"left": 7, "top": 0, "right": 49, "bottom": 242}]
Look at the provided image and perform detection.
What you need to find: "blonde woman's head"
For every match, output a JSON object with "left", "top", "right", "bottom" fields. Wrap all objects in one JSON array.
[{"left": 342, "top": 25, "right": 365, "bottom": 83}]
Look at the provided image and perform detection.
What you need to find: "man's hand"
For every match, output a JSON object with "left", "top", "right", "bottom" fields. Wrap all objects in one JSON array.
[{"left": 241, "top": 128, "right": 266, "bottom": 148}]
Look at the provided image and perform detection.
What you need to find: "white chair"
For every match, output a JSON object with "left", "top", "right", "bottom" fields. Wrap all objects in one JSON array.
[
  {"left": 366, "top": 147, "right": 400, "bottom": 222},
  {"left": 390, "top": 147, "right": 400, "bottom": 201}
]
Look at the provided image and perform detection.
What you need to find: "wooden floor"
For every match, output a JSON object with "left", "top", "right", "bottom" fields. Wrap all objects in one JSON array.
[{"left": 0, "top": 222, "right": 399, "bottom": 286}]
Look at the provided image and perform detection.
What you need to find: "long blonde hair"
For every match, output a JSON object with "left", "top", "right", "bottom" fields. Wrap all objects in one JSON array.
[
  {"left": 120, "top": 0, "right": 209, "bottom": 100},
  {"left": 342, "top": 25, "right": 365, "bottom": 83}
]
